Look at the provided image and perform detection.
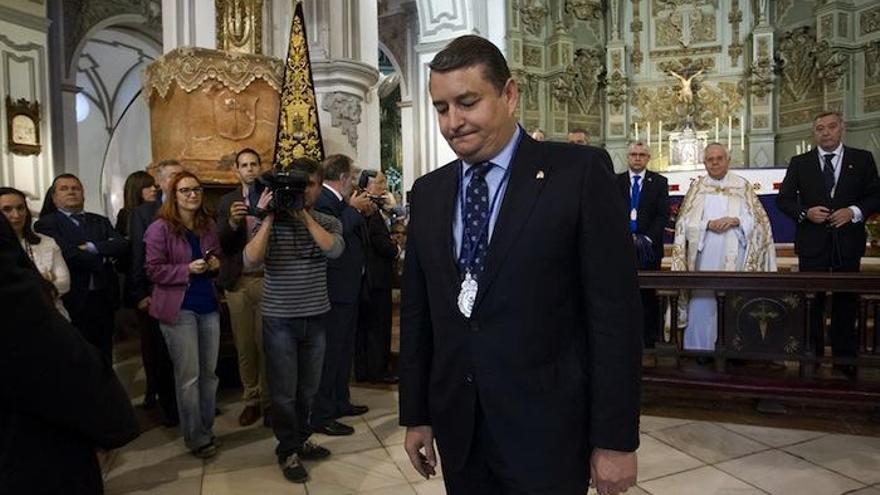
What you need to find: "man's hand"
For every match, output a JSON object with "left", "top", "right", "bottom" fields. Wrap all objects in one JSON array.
[
  {"left": 349, "top": 191, "right": 376, "bottom": 216},
  {"left": 404, "top": 426, "right": 438, "bottom": 480},
  {"left": 229, "top": 201, "right": 248, "bottom": 229},
  {"left": 707, "top": 217, "right": 740, "bottom": 233},
  {"left": 590, "top": 448, "right": 637, "bottom": 495},
  {"left": 828, "top": 208, "right": 854, "bottom": 228},
  {"left": 807, "top": 206, "right": 831, "bottom": 224},
  {"left": 137, "top": 296, "right": 151, "bottom": 312}
]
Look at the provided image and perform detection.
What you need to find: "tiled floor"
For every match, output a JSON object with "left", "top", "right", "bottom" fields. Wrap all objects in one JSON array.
[{"left": 106, "top": 351, "right": 880, "bottom": 494}]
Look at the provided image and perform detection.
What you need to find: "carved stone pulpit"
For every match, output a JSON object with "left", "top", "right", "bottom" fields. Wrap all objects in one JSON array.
[{"left": 143, "top": 47, "right": 283, "bottom": 184}]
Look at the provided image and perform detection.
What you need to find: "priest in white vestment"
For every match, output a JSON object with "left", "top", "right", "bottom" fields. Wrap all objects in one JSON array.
[{"left": 671, "top": 144, "right": 777, "bottom": 351}]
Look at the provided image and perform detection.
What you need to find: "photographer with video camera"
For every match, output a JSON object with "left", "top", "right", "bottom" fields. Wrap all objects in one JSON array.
[
  {"left": 354, "top": 169, "right": 400, "bottom": 384},
  {"left": 242, "top": 156, "right": 344, "bottom": 484}
]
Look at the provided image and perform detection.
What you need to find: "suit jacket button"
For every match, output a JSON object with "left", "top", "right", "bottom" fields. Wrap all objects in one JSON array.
[
  {"left": 464, "top": 374, "right": 474, "bottom": 384},
  {"left": 469, "top": 321, "right": 479, "bottom": 332}
]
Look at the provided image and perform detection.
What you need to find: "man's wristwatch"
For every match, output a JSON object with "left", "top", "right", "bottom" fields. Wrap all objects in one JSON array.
[{"left": 797, "top": 209, "right": 807, "bottom": 223}]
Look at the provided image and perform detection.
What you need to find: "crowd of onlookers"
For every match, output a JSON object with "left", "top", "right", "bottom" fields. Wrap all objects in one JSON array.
[{"left": 0, "top": 150, "right": 408, "bottom": 485}]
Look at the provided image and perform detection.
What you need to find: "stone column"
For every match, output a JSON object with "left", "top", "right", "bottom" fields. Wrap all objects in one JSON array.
[
  {"left": 747, "top": 21, "right": 776, "bottom": 168},
  {"left": 161, "top": 0, "right": 216, "bottom": 52}
]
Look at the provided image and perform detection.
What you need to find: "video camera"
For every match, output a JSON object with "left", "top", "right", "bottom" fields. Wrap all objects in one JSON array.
[{"left": 250, "top": 169, "right": 310, "bottom": 217}]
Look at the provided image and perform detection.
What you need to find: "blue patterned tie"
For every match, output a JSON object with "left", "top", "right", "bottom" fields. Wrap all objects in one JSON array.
[
  {"left": 459, "top": 162, "right": 493, "bottom": 278},
  {"left": 630, "top": 175, "right": 641, "bottom": 233},
  {"left": 823, "top": 153, "right": 836, "bottom": 197}
]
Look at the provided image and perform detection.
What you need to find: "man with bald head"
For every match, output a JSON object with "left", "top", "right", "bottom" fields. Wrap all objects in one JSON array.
[{"left": 671, "top": 144, "right": 776, "bottom": 352}]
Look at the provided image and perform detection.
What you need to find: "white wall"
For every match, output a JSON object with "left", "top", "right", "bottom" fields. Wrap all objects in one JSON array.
[
  {"left": 75, "top": 27, "right": 159, "bottom": 217},
  {"left": 0, "top": 0, "right": 53, "bottom": 213}
]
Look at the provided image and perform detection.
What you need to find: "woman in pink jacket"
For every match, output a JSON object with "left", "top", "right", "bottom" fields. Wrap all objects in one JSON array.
[{"left": 144, "top": 171, "right": 222, "bottom": 458}]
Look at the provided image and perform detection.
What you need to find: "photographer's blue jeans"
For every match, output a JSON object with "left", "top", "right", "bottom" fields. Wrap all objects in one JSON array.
[
  {"left": 263, "top": 314, "right": 327, "bottom": 460},
  {"left": 159, "top": 310, "right": 220, "bottom": 451}
]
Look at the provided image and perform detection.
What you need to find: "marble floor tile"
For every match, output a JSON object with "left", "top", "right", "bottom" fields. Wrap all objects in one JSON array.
[
  {"left": 355, "top": 483, "right": 418, "bottom": 494},
  {"left": 312, "top": 416, "right": 384, "bottom": 455},
  {"left": 717, "top": 450, "right": 864, "bottom": 495},
  {"left": 105, "top": 475, "right": 202, "bottom": 495},
  {"left": 650, "top": 422, "right": 769, "bottom": 463},
  {"left": 303, "top": 446, "right": 408, "bottom": 494},
  {"left": 640, "top": 415, "right": 696, "bottom": 433},
  {"left": 350, "top": 386, "right": 400, "bottom": 421},
  {"left": 201, "top": 464, "right": 307, "bottom": 495},
  {"left": 639, "top": 465, "right": 765, "bottom": 495},
  {"left": 589, "top": 485, "right": 650, "bottom": 494},
  {"left": 637, "top": 434, "right": 705, "bottom": 481},
  {"left": 202, "top": 427, "right": 278, "bottom": 474},
  {"left": 412, "top": 477, "right": 448, "bottom": 495},
  {"left": 846, "top": 488, "right": 880, "bottom": 495},
  {"left": 104, "top": 427, "right": 204, "bottom": 493},
  {"left": 718, "top": 423, "right": 826, "bottom": 448},
  {"left": 367, "top": 412, "right": 407, "bottom": 447},
  {"left": 783, "top": 434, "right": 880, "bottom": 485}
]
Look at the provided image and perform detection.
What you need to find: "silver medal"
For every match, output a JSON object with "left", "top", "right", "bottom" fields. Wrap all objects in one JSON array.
[{"left": 457, "top": 271, "right": 479, "bottom": 318}]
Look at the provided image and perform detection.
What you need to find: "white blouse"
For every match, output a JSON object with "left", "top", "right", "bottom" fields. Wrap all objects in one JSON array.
[{"left": 21, "top": 232, "right": 71, "bottom": 320}]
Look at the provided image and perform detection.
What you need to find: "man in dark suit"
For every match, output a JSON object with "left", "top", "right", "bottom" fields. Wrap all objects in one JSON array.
[
  {"left": 0, "top": 214, "right": 140, "bottom": 495},
  {"left": 618, "top": 141, "right": 669, "bottom": 348},
  {"left": 218, "top": 148, "right": 272, "bottom": 427},
  {"left": 35, "top": 174, "right": 128, "bottom": 363},
  {"left": 777, "top": 111, "right": 880, "bottom": 374},
  {"left": 400, "top": 35, "right": 642, "bottom": 495},
  {"left": 130, "top": 159, "right": 183, "bottom": 424},
  {"left": 310, "top": 154, "right": 375, "bottom": 436}
]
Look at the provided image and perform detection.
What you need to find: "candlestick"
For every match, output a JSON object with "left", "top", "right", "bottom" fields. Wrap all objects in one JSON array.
[
  {"left": 658, "top": 121, "right": 663, "bottom": 156},
  {"left": 635, "top": 122, "right": 639, "bottom": 141},
  {"left": 796, "top": 144, "right": 802, "bottom": 155},
  {"left": 727, "top": 116, "right": 732, "bottom": 149},
  {"left": 740, "top": 113, "right": 745, "bottom": 151},
  {"left": 647, "top": 121, "right": 651, "bottom": 148},
  {"left": 715, "top": 117, "right": 720, "bottom": 142}
]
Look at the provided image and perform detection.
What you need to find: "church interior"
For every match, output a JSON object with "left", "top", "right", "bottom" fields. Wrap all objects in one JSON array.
[{"left": 2, "top": 0, "right": 880, "bottom": 493}]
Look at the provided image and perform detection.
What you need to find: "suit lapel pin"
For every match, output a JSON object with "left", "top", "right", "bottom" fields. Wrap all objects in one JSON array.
[
  {"left": 847, "top": 164, "right": 853, "bottom": 169},
  {"left": 536, "top": 170, "right": 545, "bottom": 180}
]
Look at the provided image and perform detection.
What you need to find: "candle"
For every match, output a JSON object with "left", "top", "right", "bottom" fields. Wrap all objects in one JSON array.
[
  {"left": 796, "top": 144, "right": 802, "bottom": 154},
  {"left": 715, "top": 117, "right": 720, "bottom": 142},
  {"left": 658, "top": 121, "right": 663, "bottom": 156},
  {"left": 727, "top": 116, "right": 732, "bottom": 149},
  {"left": 647, "top": 121, "right": 651, "bottom": 148},
  {"left": 740, "top": 113, "right": 745, "bottom": 151},
  {"left": 635, "top": 122, "right": 639, "bottom": 141}
]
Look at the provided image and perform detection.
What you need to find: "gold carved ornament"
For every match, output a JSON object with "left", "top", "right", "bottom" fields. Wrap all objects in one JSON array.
[
  {"left": 273, "top": 1, "right": 325, "bottom": 169},
  {"left": 216, "top": 0, "right": 263, "bottom": 54}
]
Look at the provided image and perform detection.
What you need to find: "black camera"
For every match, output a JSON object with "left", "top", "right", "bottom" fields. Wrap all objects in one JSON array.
[{"left": 250, "top": 169, "right": 309, "bottom": 216}]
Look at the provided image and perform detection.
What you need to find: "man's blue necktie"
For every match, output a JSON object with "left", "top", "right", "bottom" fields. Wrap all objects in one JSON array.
[
  {"left": 823, "top": 153, "right": 836, "bottom": 197},
  {"left": 630, "top": 175, "right": 641, "bottom": 233},
  {"left": 459, "top": 162, "right": 493, "bottom": 278}
]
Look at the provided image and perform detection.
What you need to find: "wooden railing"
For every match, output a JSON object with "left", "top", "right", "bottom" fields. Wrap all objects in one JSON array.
[{"left": 638, "top": 271, "right": 880, "bottom": 403}]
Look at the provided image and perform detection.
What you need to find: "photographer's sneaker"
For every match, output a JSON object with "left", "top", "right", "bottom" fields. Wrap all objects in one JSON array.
[{"left": 280, "top": 453, "right": 308, "bottom": 483}]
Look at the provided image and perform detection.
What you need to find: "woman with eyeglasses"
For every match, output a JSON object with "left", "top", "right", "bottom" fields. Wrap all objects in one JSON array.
[
  {"left": 144, "top": 171, "right": 223, "bottom": 458},
  {"left": 0, "top": 187, "right": 71, "bottom": 320}
]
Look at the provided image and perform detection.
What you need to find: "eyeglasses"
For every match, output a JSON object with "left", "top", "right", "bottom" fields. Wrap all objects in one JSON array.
[{"left": 177, "top": 187, "right": 204, "bottom": 196}]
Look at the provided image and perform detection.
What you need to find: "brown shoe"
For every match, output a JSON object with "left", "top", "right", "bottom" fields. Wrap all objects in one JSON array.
[{"left": 238, "top": 405, "right": 262, "bottom": 426}]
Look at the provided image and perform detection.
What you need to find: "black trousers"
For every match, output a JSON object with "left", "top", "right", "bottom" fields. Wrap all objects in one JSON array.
[
  {"left": 312, "top": 302, "right": 358, "bottom": 424},
  {"left": 641, "top": 288, "right": 660, "bottom": 349},
  {"left": 442, "top": 403, "right": 589, "bottom": 495},
  {"left": 65, "top": 289, "right": 115, "bottom": 364},
  {"left": 136, "top": 310, "right": 178, "bottom": 421},
  {"left": 355, "top": 288, "right": 393, "bottom": 381},
  {"left": 799, "top": 252, "right": 861, "bottom": 358}
]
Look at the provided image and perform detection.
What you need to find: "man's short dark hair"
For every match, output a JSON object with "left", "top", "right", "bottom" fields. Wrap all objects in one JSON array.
[
  {"left": 235, "top": 148, "right": 261, "bottom": 167},
  {"left": 429, "top": 35, "right": 511, "bottom": 94},
  {"left": 292, "top": 156, "right": 322, "bottom": 177},
  {"left": 322, "top": 154, "right": 352, "bottom": 181},
  {"left": 51, "top": 173, "right": 82, "bottom": 187}
]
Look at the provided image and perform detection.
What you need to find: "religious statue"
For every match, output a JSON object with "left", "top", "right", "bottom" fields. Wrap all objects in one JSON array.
[{"left": 667, "top": 69, "right": 704, "bottom": 104}]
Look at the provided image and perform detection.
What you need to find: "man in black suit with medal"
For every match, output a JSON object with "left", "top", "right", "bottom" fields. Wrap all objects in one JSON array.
[
  {"left": 777, "top": 111, "right": 880, "bottom": 376},
  {"left": 400, "top": 35, "right": 642, "bottom": 495},
  {"left": 618, "top": 142, "right": 669, "bottom": 348}
]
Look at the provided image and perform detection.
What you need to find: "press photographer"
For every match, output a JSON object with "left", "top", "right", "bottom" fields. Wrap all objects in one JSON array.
[{"left": 242, "top": 156, "right": 344, "bottom": 483}]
